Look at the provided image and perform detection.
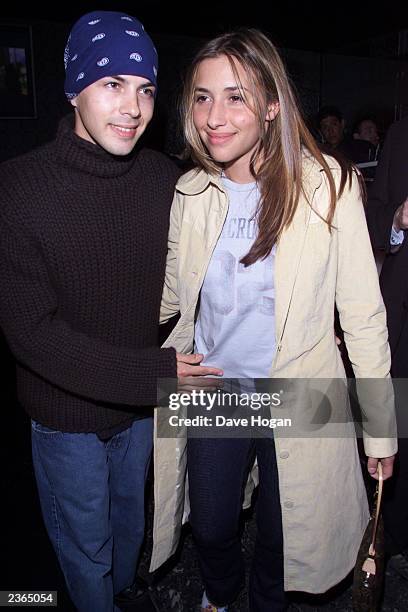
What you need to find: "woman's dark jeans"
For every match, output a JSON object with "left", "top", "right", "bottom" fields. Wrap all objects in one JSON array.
[{"left": 187, "top": 436, "right": 287, "bottom": 611}]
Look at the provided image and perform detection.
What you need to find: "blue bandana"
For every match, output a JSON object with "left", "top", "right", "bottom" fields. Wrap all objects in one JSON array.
[{"left": 64, "top": 11, "right": 158, "bottom": 99}]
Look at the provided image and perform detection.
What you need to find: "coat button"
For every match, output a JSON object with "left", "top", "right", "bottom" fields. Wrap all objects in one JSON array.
[
  {"left": 284, "top": 501, "right": 294, "bottom": 509},
  {"left": 280, "top": 451, "right": 289, "bottom": 459}
]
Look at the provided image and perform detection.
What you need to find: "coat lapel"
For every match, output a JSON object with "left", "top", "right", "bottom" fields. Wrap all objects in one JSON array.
[{"left": 274, "top": 159, "right": 323, "bottom": 345}]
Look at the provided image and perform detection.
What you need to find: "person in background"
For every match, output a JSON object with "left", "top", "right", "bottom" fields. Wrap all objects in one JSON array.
[
  {"left": 367, "top": 114, "right": 408, "bottom": 581},
  {"left": 353, "top": 115, "right": 381, "bottom": 183},
  {"left": 353, "top": 116, "right": 380, "bottom": 149},
  {"left": 317, "top": 105, "right": 376, "bottom": 165}
]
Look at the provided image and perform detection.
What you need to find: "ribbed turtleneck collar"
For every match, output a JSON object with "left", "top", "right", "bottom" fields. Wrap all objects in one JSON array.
[{"left": 54, "top": 114, "right": 138, "bottom": 179}]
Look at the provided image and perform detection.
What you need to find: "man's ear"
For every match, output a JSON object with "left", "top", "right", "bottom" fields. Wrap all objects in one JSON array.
[
  {"left": 266, "top": 101, "right": 280, "bottom": 122},
  {"left": 70, "top": 98, "right": 78, "bottom": 109}
]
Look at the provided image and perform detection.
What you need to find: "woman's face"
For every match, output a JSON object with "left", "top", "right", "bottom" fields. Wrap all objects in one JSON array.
[{"left": 192, "top": 55, "right": 271, "bottom": 183}]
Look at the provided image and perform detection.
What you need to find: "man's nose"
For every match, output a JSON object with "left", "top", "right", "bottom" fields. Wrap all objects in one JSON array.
[{"left": 120, "top": 92, "right": 141, "bottom": 118}]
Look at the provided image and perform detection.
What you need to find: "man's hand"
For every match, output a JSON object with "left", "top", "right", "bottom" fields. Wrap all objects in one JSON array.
[
  {"left": 176, "top": 352, "right": 223, "bottom": 379},
  {"left": 393, "top": 197, "right": 408, "bottom": 232},
  {"left": 367, "top": 455, "right": 395, "bottom": 480}
]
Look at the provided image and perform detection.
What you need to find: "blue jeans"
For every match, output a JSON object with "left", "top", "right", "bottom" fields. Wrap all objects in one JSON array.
[
  {"left": 31, "top": 418, "right": 153, "bottom": 612},
  {"left": 187, "top": 437, "right": 287, "bottom": 611}
]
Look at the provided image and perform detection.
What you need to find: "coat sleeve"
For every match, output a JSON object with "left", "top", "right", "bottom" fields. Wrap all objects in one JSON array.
[
  {"left": 0, "top": 214, "right": 177, "bottom": 406},
  {"left": 335, "top": 171, "right": 397, "bottom": 458},
  {"left": 160, "top": 191, "right": 182, "bottom": 324}
]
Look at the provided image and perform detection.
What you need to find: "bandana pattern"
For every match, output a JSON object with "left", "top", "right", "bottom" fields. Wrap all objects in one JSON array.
[{"left": 64, "top": 11, "right": 158, "bottom": 99}]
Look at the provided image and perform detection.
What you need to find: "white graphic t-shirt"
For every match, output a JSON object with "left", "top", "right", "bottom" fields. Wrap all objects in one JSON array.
[{"left": 194, "top": 176, "right": 276, "bottom": 378}]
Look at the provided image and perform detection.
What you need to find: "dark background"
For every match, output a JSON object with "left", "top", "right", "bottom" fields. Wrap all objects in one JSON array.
[
  {"left": 1, "top": 1, "right": 408, "bottom": 161},
  {"left": 3, "top": 1, "right": 408, "bottom": 51}
]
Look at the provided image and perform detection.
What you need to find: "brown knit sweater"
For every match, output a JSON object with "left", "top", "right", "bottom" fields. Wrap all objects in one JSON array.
[{"left": 0, "top": 115, "right": 179, "bottom": 433}]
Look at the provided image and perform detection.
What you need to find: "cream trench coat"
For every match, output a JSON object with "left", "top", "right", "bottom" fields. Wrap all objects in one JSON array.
[{"left": 150, "top": 154, "right": 397, "bottom": 593}]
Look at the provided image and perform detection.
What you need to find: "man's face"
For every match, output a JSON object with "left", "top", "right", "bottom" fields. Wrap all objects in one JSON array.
[
  {"left": 70, "top": 75, "right": 155, "bottom": 156},
  {"left": 319, "top": 115, "right": 344, "bottom": 148}
]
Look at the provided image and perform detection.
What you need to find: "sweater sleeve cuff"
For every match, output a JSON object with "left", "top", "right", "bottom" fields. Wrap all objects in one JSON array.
[
  {"left": 150, "top": 346, "right": 177, "bottom": 406},
  {"left": 157, "top": 346, "right": 177, "bottom": 379}
]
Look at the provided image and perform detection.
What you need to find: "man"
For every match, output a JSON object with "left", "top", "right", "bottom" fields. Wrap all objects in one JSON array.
[
  {"left": 0, "top": 11, "right": 220, "bottom": 612},
  {"left": 367, "top": 114, "right": 408, "bottom": 576}
]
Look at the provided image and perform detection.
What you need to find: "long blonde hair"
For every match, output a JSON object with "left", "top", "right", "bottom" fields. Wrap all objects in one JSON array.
[{"left": 181, "top": 29, "right": 353, "bottom": 265}]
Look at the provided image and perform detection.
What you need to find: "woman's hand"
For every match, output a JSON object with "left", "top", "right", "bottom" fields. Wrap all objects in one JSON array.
[{"left": 367, "top": 455, "right": 395, "bottom": 480}]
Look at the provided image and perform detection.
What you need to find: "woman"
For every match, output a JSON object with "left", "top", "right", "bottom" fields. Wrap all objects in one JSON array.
[{"left": 151, "top": 30, "right": 396, "bottom": 611}]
